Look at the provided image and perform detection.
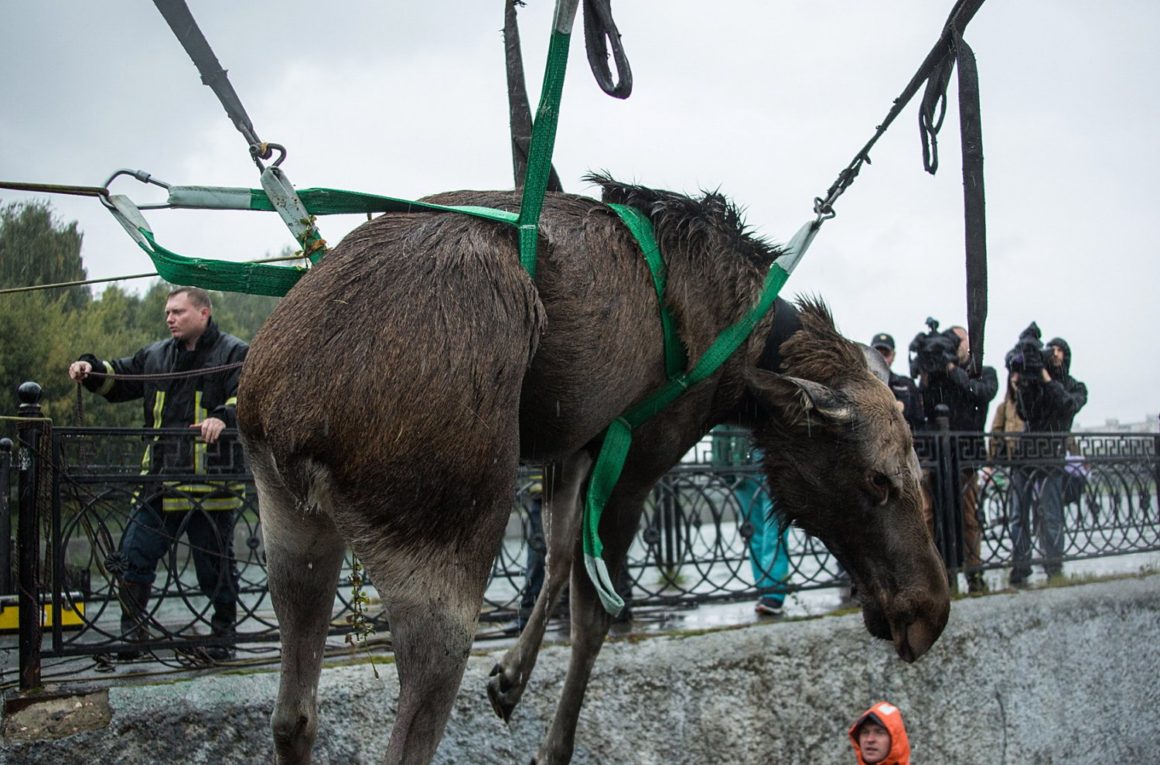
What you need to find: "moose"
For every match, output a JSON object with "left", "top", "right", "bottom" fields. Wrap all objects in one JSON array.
[{"left": 237, "top": 174, "right": 950, "bottom": 764}]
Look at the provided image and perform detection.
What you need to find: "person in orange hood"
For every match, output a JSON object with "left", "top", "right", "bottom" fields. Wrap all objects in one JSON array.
[{"left": 848, "top": 701, "right": 911, "bottom": 764}]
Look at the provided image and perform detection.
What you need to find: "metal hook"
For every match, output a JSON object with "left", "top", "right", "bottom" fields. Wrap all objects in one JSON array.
[
  {"left": 99, "top": 169, "right": 173, "bottom": 211},
  {"left": 812, "top": 197, "right": 836, "bottom": 222},
  {"left": 250, "top": 142, "right": 287, "bottom": 170}
]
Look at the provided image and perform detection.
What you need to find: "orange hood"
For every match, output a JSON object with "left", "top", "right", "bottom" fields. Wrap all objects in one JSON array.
[{"left": 848, "top": 701, "right": 911, "bottom": 765}]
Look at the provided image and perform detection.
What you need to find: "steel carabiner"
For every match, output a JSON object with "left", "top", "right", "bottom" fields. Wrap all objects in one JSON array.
[{"left": 99, "top": 169, "right": 173, "bottom": 211}]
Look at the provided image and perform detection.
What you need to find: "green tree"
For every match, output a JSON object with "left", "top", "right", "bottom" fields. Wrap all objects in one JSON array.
[
  {"left": 212, "top": 290, "right": 280, "bottom": 342},
  {"left": 0, "top": 200, "right": 90, "bottom": 311},
  {"left": 0, "top": 291, "right": 66, "bottom": 421},
  {"left": 56, "top": 285, "right": 160, "bottom": 428}
]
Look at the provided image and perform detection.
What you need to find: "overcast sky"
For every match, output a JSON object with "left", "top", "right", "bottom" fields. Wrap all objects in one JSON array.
[{"left": 2, "top": 1, "right": 1157, "bottom": 429}]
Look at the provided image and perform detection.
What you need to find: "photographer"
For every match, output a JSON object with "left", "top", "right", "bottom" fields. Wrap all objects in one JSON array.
[
  {"left": 1006, "top": 325, "right": 1088, "bottom": 586},
  {"left": 911, "top": 321, "right": 998, "bottom": 593}
]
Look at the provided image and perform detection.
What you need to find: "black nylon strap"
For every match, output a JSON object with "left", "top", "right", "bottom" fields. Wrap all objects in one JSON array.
[
  {"left": 152, "top": 0, "right": 262, "bottom": 152},
  {"left": 583, "top": 0, "right": 633, "bottom": 98},
  {"left": 756, "top": 298, "right": 802, "bottom": 373},
  {"left": 813, "top": 0, "right": 986, "bottom": 218},
  {"left": 918, "top": 48, "right": 954, "bottom": 175},
  {"left": 505, "top": 0, "right": 565, "bottom": 192},
  {"left": 915, "top": 1, "right": 989, "bottom": 371},
  {"left": 955, "top": 32, "right": 988, "bottom": 372}
]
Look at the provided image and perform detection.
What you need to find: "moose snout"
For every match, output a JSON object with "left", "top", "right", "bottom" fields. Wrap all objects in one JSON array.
[{"left": 872, "top": 587, "right": 950, "bottom": 663}]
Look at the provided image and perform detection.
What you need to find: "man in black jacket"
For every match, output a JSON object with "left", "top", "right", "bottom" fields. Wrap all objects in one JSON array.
[
  {"left": 917, "top": 325, "right": 998, "bottom": 593},
  {"left": 870, "top": 332, "right": 924, "bottom": 432},
  {"left": 69, "top": 286, "right": 247, "bottom": 660},
  {"left": 1008, "top": 334, "right": 1088, "bottom": 586}
]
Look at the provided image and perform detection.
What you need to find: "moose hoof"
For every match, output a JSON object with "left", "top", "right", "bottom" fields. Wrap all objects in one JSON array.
[{"left": 487, "top": 662, "right": 525, "bottom": 722}]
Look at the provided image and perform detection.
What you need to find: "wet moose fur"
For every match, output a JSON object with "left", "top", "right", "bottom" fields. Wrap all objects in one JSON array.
[{"left": 238, "top": 174, "right": 949, "bottom": 764}]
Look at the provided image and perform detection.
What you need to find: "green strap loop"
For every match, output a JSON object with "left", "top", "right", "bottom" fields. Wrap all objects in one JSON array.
[
  {"left": 608, "top": 203, "right": 687, "bottom": 379},
  {"left": 131, "top": 187, "right": 520, "bottom": 295},
  {"left": 582, "top": 416, "right": 633, "bottom": 613},
  {"left": 138, "top": 229, "right": 305, "bottom": 297},
  {"left": 581, "top": 219, "right": 820, "bottom": 615}
]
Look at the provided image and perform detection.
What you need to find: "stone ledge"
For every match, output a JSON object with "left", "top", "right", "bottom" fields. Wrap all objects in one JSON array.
[{"left": 2, "top": 575, "right": 1157, "bottom": 764}]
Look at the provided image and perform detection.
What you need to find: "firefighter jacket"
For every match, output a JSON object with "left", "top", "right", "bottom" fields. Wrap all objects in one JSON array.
[{"left": 79, "top": 318, "right": 248, "bottom": 511}]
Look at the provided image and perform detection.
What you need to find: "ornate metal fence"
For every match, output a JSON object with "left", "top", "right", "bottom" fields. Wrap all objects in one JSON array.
[{"left": 2, "top": 384, "right": 1157, "bottom": 690}]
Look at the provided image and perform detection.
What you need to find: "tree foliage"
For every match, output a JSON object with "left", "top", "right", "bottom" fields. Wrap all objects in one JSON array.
[
  {"left": 0, "top": 206, "right": 282, "bottom": 427},
  {"left": 0, "top": 200, "right": 89, "bottom": 311}
]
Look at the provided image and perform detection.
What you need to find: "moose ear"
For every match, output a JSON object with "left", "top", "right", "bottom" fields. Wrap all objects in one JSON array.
[
  {"left": 746, "top": 369, "right": 855, "bottom": 428},
  {"left": 858, "top": 343, "right": 892, "bottom": 385}
]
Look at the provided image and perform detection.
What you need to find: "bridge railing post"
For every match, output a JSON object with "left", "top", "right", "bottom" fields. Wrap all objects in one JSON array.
[
  {"left": 932, "top": 404, "right": 964, "bottom": 590},
  {"left": 0, "top": 436, "right": 13, "bottom": 596},
  {"left": 15, "top": 381, "right": 46, "bottom": 692}
]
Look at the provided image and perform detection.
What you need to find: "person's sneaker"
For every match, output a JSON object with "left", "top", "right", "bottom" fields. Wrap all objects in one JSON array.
[
  {"left": 754, "top": 599, "right": 784, "bottom": 617},
  {"left": 203, "top": 644, "right": 236, "bottom": 661}
]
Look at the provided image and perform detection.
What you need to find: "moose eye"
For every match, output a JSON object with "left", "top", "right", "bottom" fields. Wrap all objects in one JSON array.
[{"left": 864, "top": 471, "right": 891, "bottom": 506}]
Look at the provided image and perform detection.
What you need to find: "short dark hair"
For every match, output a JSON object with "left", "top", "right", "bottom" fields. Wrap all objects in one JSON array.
[{"left": 168, "top": 286, "right": 213, "bottom": 311}]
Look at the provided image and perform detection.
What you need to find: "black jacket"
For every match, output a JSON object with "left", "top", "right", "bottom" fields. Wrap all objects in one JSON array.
[
  {"left": 888, "top": 372, "right": 925, "bottom": 432},
  {"left": 920, "top": 363, "right": 999, "bottom": 433},
  {"left": 80, "top": 319, "right": 248, "bottom": 504},
  {"left": 1014, "top": 364, "right": 1087, "bottom": 433},
  {"left": 1011, "top": 338, "right": 1086, "bottom": 461}
]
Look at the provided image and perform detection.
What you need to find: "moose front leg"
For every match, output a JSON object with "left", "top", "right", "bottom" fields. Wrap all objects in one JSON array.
[
  {"left": 488, "top": 452, "right": 592, "bottom": 721},
  {"left": 532, "top": 482, "right": 649, "bottom": 765}
]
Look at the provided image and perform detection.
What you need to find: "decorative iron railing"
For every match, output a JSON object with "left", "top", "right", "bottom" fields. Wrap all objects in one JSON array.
[{"left": 2, "top": 386, "right": 1157, "bottom": 690}]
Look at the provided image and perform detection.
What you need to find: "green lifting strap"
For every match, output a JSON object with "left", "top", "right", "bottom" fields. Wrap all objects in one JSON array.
[
  {"left": 110, "top": 186, "right": 522, "bottom": 296},
  {"left": 517, "top": 27, "right": 572, "bottom": 279},
  {"left": 607, "top": 203, "right": 687, "bottom": 379},
  {"left": 582, "top": 219, "right": 820, "bottom": 615}
]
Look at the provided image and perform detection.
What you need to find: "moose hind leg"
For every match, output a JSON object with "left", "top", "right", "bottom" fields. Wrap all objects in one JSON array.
[
  {"left": 360, "top": 497, "right": 512, "bottom": 764},
  {"left": 255, "top": 459, "right": 347, "bottom": 765}
]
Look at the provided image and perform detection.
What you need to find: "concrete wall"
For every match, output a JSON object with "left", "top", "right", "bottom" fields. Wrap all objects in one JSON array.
[{"left": 3, "top": 575, "right": 1158, "bottom": 764}]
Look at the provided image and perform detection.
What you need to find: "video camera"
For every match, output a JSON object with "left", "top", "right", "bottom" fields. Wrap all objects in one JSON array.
[
  {"left": 1006, "top": 321, "right": 1054, "bottom": 379},
  {"left": 908, "top": 317, "right": 961, "bottom": 377}
]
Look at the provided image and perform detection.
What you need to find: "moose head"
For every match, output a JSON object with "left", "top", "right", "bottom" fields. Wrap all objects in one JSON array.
[{"left": 746, "top": 300, "right": 949, "bottom": 662}]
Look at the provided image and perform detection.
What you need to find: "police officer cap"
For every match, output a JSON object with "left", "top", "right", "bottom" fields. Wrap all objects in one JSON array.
[{"left": 871, "top": 333, "right": 895, "bottom": 351}]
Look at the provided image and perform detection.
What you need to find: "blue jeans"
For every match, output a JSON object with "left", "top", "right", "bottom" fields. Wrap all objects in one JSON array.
[
  {"left": 735, "top": 476, "right": 790, "bottom": 606},
  {"left": 1009, "top": 466, "right": 1065, "bottom": 577}
]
